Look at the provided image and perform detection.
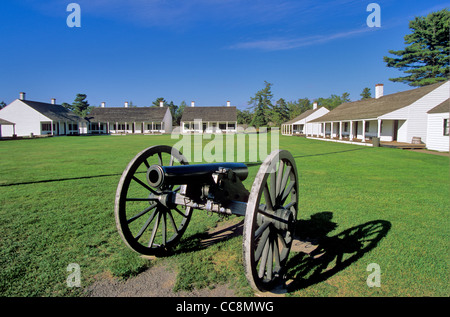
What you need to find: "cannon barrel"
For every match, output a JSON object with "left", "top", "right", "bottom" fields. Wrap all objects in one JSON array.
[{"left": 147, "top": 162, "right": 248, "bottom": 188}]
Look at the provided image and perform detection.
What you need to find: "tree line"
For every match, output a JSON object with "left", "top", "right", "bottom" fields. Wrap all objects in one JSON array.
[{"left": 238, "top": 81, "right": 357, "bottom": 127}]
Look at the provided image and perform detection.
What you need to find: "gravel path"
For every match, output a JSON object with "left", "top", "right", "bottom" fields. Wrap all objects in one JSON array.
[{"left": 85, "top": 219, "right": 243, "bottom": 297}]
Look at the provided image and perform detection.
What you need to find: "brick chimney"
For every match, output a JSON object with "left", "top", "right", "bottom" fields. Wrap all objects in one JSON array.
[
  {"left": 191, "top": 101, "right": 195, "bottom": 107},
  {"left": 51, "top": 98, "right": 56, "bottom": 104},
  {"left": 101, "top": 102, "right": 105, "bottom": 108},
  {"left": 124, "top": 101, "right": 129, "bottom": 108},
  {"left": 375, "top": 84, "right": 384, "bottom": 99},
  {"left": 19, "top": 92, "right": 26, "bottom": 100},
  {"left": 313, "top": 102, "right": 318, "bottom": 110},
  {"left": 160, "top": 101, "right": 164, "bottom": 107},
  {"left": 227, "top": 101, "right": 231, "bottom": 107}
]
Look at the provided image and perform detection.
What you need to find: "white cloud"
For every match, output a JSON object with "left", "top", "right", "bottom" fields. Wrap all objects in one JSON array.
[{"left": 228, "top": 27, "right": 377, "bottom": 51}]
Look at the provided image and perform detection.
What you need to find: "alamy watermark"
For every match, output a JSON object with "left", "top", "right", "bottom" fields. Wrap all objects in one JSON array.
[
  {"left": 66, "top": 3, "right": 81, "bottom": 28},
  {"left": 366, "top": 263, "right": 381, "bottom": 287},
  {"left": 366, "top": 3, "right": 381, "bottom": 28},
  {"left": 171, "top": 123, "right": 279, "bottom": 163},
  {"left": 66, "top": 263, "right": 81, "bottom": 287}
]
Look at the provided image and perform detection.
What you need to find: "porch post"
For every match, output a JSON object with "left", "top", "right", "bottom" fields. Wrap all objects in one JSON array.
[
  {"left": 350, "top": 121, "right": 353, "bottom": 140},
  {"left": 339, "top": 121, "right": 343, "bottom": 140},
  {"left": 377, "top": 119, "right": 382, "bottom": 138},
  {"left": 362, "top": 120, "right": 366, "bottom": 141},
  {"left": 330, "top": 122, "right": 334, "bottom": 139}
]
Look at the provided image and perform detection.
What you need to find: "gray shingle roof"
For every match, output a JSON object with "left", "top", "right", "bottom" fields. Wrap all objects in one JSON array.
[
  {"left": 86, "top": 107, "right": 169, "bottom": 123},
  {"left": 22, "top": 100, "right": 85, "bottom": 122},
  {"left": 310, "top": 81, "right": 448, "bottom": 122},
  {"left": 180, "top": 106, "right": 237, "bottom": 122},
  {"left": 0, "top": 118, "right": 14, "bottom": 125},
  {"left": 427, "top": 99, "right": 449, "bottom": 114},
  {"left": 284, "top": 107, "right": 324, "bottom": 124}
]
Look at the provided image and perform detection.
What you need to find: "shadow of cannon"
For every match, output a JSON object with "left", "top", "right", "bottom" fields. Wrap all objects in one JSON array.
[{"left": 286, "top": 212, "right": 391, "bottom": 292}]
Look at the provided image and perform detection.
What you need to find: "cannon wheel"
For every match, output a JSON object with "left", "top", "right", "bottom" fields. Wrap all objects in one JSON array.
[
  {"left": 115, "top": 145, "right": 193, "bottom": 256},
  {"left": 243, "top": 149, "right": 298, "bottom": 292}
]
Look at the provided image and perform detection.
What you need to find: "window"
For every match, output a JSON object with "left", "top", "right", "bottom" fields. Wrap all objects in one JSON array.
[
  {"left": 219, "top": 123, "right": 227, "bottom": 130},
  {"left": 365, "top": 121, "right": 370, "bottom": 133},
  {"left": 68, "top": 123, "right": 78, "bottom": 131},
  {"left": 116, "top": 123, "right": 128, "bottom": 130},
  {"left": 444, "top": 119, "right": 449, "bottom": 136},
  {"left": 228, "top": 123, "right": 236, "bottom": 130},
  {"left": 344, "top": 122, "right": 348, "bottom": 132},
  {"left": 154, "top": 123, "right": 162, "bottom": 131},
  {"left": 184, "top": 123, "right": 190, "bottom": 130},
  {"left": 41, "top": 123, "right": 52, "bottom": 131}
]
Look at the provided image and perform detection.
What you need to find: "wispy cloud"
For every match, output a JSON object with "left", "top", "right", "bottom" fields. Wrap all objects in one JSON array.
[
  {"left": 228, "top": 27, "right": 377, "bottom": 51},
  {"left": 18, "top": 0, "right": 365, "bottom": 28}
]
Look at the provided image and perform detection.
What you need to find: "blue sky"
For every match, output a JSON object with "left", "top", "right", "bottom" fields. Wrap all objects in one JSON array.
[{"left": 0, "top": 0, "right": 449, "bottom": 110}]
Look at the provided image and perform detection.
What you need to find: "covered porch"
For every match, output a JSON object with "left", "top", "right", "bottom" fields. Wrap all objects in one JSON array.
[
  {"left": 87, "top": 121, "right": 166, "bottom": 134},
  {"left": 317, "top": 118, "right": 407, "bottom": 143},
  {"left": 181, "top": 120, "right": 237, "bottom": 134}
]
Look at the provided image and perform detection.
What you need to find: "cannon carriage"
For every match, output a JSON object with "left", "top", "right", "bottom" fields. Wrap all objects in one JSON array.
[{"left": 115, "top": 145, "right": 298, "bottom": 292}]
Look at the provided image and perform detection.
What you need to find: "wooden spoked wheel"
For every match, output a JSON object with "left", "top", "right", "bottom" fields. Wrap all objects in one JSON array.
[
  {"left": 115, "top": 145, "right": 193, "bottom": 256},
  {"left": 243, "top": 150, "right": 298, "bottom": 291}
]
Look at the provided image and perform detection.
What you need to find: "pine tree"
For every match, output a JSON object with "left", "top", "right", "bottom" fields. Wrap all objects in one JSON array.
[
  {"left": 152, "top": 97, "right": 167, "bottom": 107},
  {"left": 271, "top": 98, "right": 290, "bottom": 126},
  {"left": 383, "top": 9, "right": 450, "bottom": 87},
  {"left": 70, "top": 94, "right": 91, "bottom": 117},
  {"left": 360, "top": 87, "right": 372, "bottom": 99},
  {"left": 248, "top": 81, "right": 273, "bottom": 128}
]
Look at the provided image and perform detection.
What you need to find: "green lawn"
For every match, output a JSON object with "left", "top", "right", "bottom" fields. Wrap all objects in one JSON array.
[{"left": 0, "top": 134, "right": 448, "bottom": 297}]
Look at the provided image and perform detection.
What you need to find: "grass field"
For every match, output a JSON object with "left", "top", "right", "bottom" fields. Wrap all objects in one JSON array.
[{"left": 0, "top": 134, "right": 448, "bottom": 297}]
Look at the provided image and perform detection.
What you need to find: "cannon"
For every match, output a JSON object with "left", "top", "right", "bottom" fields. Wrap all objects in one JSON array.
[{"left": 115, "top": 145, "right": 298, "bottom": 292}]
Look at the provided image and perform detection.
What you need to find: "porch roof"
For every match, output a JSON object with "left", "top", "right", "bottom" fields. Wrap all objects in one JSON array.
[
  {"left": 427, "top": 99, "right": 449, "bottom": 114},
  {"left": 0, "top": 118, "right": 15, "bottom": 125},
  {"left": 310, "top": 81, "right": 448, "bottom": 123}
]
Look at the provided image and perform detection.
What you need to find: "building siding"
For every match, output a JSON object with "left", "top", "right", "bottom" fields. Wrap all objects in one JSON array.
[
  {"left": 426, "top": 113, "right": 449, "bottom": 152},
  {"left": 380, "top": 81, "right": 450, "bottom": 143},
  {"left": 0, "top": 100, "right": 51, "bottom": 136}
]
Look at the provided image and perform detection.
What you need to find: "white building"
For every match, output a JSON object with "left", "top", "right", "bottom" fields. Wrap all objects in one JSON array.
[
  {"left": 281, "top": 103, "right": 330, "bottom": 136},
  {"left": 426, "top": 99, "right": 449, "bottom": 152},
  {"left": 180, "top": 101, "right": 237, "bottom": 134},
  {"left": 0, "top": 92, "right": 85, "bottom": 137},
  {"left": 309, "top": 81, "right": 450, "bottom": 146},
  {"left": 85, "top": 101, "right": 173, "bottom": 134}
]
